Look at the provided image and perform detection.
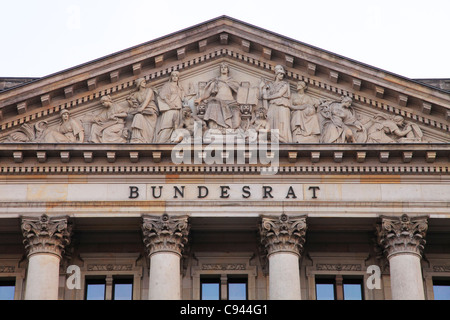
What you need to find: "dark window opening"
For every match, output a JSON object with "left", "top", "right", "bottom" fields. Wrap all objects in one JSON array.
[{"left": 0, "top": 278, "right": 15, "bottom": 300}]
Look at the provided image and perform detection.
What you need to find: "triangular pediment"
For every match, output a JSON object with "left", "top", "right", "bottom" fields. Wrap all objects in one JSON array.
[{"left": 0, "top": 16, "right": 449, "bottom": 145}]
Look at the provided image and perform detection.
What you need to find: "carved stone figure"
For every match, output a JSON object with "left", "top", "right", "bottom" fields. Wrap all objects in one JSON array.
[
  {"left": 290, "top": 81, "right": 321, "bottom": 143},
  {"left": 394, "top": 116, "right": 424, "bottom": 143},
  {"left": 364, "top": 114, "right": 411, "bottom": 143},
  {"left": 363, "top": 114, "right": 425, "bottom": 143},
  {"left": 43, "top": 109, "right": 84, "bottom": 143},
  {"left": 89, "top": 95, "right": 128, "bottom": 143},
  {"left": 127, "top": 78, "right": 159, "bottom": 143},
  {"left": 250, "top": 107, "right": 271, "bottom": 142},
  {"left": 319, "top": 96, "right": 366, "bottom": 143},
  {"left": 2, "top": 63, "right": 436, "bottom": 145},
  {"left": 171, "top": 105, "right": 196, "bottom": 143},
  {"left": 261, "top": 65, "right": 292, "bottom": 143},
  {"left": 7, "top": 121, "right": 49, "bottom": 143},
  {"left": 194, "top": 63, "right": 240, "bottom": 131},
  {"left": 155, "top": 71, "right": 185, "bottom": 143}
]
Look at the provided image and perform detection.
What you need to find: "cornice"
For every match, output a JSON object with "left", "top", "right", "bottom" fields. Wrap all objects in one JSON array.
[{"left": 0, "top": 143, "right": 447, "bottom": 176}]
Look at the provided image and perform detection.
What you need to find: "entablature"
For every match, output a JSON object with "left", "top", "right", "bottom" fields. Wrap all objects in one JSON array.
[{"left": 0, "top": 143, "right": 448, "bottom": 176}]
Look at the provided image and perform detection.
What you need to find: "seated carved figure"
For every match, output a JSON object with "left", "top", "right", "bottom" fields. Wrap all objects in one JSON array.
[
  {"left": 89, "top": 95, "right": 128, "bottom": 143},
  {"left": 319, "top": 96, "right": 366, "bottom": 143},
  {"left": 194, "top": 63, "right": 240, "bottom": 131},
  {"left": 42, "top": 109, "right": 84, "bottom": 143},
  {"left": 290, "top": 81, "right": 321, "bottom": 143}
]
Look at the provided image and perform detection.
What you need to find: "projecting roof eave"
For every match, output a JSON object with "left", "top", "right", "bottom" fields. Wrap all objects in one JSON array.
[{"left": 0, "top": 15, "right": 449, "bottom": 96}]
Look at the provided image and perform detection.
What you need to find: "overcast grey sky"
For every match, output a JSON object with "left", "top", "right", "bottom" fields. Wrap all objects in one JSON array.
[{"left": 1, "top": 0, "right": 449, "bottom": 79}]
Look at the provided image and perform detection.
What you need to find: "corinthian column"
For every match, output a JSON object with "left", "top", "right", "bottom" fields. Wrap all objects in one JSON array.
[
  {"left": 142, "top": 214, "right": 189, "bottom": 300},
  {"left": 376, "top": 214, "right": 428, "bottom": 300},
  {"left": 260, "top": 214, "right": 307, "bottom": 300},
  {"left": 21, "top": 214, "right": 72, "bottom": 300}
]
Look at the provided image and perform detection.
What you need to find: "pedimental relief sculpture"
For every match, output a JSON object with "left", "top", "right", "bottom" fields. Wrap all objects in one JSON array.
[{"left": 5, "top": 63, "right": 427, "bottom": 144}]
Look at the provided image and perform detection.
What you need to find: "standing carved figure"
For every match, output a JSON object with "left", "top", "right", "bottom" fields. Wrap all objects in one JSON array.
[
  {"left": 155, "top": 71, "right": 185, "bottom": 143},
  {"left": 43, "top": 109, "right": 84, "bottom": 143},
  {"left": 89, "top": 95, "right": 128, "bottom": 143},
  {"left": 261, "top": 65, "right": 292, "bottom": 143},
  {"left": 290, "top": 81, "right": 321, "bottom": 143},
  {"left": 128, "top": 78, "right": 159, "bottom": 143},
  {"left": 319, "top": 96, "right": 366, "bottom": 143},
  {"left": 194, "top": 63, "right": 240, "bottom": 131}
]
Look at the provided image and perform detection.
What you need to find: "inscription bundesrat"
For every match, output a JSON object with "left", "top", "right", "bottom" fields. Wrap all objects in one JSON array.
[{"left": 128, "top": 185, "right": 320, "bottom": 200}]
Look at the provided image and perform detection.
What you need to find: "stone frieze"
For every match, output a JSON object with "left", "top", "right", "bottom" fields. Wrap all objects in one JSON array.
[{"left": 3, "top": 62, "right": 432, "bottom": 145}]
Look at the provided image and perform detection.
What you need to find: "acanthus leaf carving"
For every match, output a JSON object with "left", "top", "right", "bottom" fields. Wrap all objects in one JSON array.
[
  {"left": 259, "top": 214, "right": 307, "bottom": 257},
  {"left": 21, "top": 214, "right": 72, "bottom": 258},
  {"left": 141, "top": 213, "right": 190, "bottom": 257},
  {"left": 376, "top": 214, "right": 428, "bottom": 259}
]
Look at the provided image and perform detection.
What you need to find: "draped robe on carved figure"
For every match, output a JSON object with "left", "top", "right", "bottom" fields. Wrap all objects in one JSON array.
[
  {"left": 155, "top": 71, "right": 185, "bottom": 143},
  {"left": 195, "top": 63, "right": 240, "bottom": 130}
]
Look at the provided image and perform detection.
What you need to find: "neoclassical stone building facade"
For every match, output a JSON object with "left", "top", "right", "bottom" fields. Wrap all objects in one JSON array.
[{"left": 0, "top": 16, "right": 449, "bottom": 301}]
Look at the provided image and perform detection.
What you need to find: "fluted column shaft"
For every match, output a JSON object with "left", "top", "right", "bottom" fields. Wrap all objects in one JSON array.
[
  {"left": 142, "top": 214, "right": 189, "bottom": 300},
  {"left": 260, "top": 214, "right": 307, "bottom": 300},
  {"left": 376, "top": 214, "right": 428, "bottom": 300},
  {"left": 21, "top": 214, "right": 71, "bottom": 300}
]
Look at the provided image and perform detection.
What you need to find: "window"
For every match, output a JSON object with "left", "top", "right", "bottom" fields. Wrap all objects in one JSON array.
[
  {"left": 113, "top": 277, "right": 133, "bottom": 300},
  {"left": 433, "top": 279, "right": 450, "bottom": 300},
  {"left": 315, "top": 277, "right": 336, "bottom": 300},
  {"left": 227, "top": 277, "right": 247, "bottom": 300},
  {"left": 200, "top": 275, "right": 248, "bottom": 300},
  {"left": 85, "top": 276, "right": 133, "bottom": 300},
  {"left": 343, "top": 278, "right": 363, "bottom": 300},
  {"left": 0, "top": 278, "right": 15, "bottom": 300},
  {"left": 201, "top": 276, "right": 220, "bottom": 300},
  {"left": 85, "top": 277, "right": 106, "bottom": 300},
  {"left": 315, "top": 276, "right": 363, "bottom": 300}
]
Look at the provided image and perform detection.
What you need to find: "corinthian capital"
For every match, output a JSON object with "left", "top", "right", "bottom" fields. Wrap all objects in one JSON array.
[
  {"left": 21, "top": 214, "right": 72, "bottom": 258},
  {"left": 376, "top": 214, "right": 428, "bottom": 259},
  {"left": 142, "top": 214, "right": 190, "bottom": 257},
  {"left": 260, "top": 214, "right": 307, "bottom": 257}
]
